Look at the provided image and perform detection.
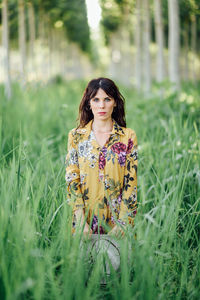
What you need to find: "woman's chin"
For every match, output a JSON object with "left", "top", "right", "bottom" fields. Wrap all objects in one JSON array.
[{"left": 94, "top": 114, "right": 112, "bottom": 121}]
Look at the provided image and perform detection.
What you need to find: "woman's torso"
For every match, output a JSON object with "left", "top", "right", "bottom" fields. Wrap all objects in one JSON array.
[{"left": 70, "top": 119, "right": 135, "bottom": 233}]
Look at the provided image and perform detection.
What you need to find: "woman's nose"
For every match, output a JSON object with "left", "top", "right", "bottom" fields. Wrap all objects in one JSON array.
[{"left": 98, "top": 100, "right": 105, "bottom": 108}]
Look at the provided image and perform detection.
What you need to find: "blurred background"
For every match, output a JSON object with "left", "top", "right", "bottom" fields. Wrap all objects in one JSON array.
[{"left": 1, "top": 0, "right": 200, "bottom": 97}]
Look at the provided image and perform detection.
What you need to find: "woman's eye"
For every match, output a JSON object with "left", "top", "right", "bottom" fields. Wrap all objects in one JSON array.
[
  {"left": 93, "top": 98, "right": 99, "bottom": 102},
  {"left": 105, "top": 98, "right": 111, "bottom": 102}
]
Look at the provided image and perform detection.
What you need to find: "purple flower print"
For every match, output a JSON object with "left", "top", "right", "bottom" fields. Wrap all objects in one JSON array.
[
  {"left": 117, "top": 219, "right": 126, "bottom": 225},
  {"left": 111, "top": 142, "right": 127, "bottom": 154},
  {"left": 111, "top": 216, "right": 125, "bottom": 226},
  {"left": 118, "top": 152, "right": 126, "bottom": 166},
  {"left": 111, "top": 216, "right": 115, "bottom": 224},
  {"left": 99, "top": 172, "right": 104, "bottom": 182},
  {"left": 101, "top": 146, "right": 107, "bottom": 156},
  {"left": 91, "top": 215, "right": 98, "bottom": 232},
  {"left": 91, "top": 215, "right": 105, "bottom": 234},
  {"left": 117, "top": 191, "right": 122, "bottom": 205},
  {"left": 127, "top": 138, "right": 133, "bottom": 154},
  {"left": 99, "top": 152, "right": 106, "bottom": 170}
]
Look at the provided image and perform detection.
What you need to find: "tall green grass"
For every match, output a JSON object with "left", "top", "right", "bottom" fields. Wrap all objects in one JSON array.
[{"left": 0, "top": 80, "right": 199, "bottom": 300}]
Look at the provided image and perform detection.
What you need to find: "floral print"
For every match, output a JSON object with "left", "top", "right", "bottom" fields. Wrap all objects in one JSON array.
[
  {"left": 65, "top": 119, "right": 138, "bottom": 234},
  {"left": 91, "top": 215, "right": 105, "bottom": 234},
  {"left": 118, "top": 152, "right": 126, "bottom": 167},
  {"left": 99, "top": 151, "right": 106, "bottom": 170},
  {"left": 111, "top": 142, "right": 127, "bottom": 154},
  {"left": 127, "top": 138, "right": 133, "bottom": 154},
  {"left": 78, "top": 140, "right": 93, "bottom": 158}
]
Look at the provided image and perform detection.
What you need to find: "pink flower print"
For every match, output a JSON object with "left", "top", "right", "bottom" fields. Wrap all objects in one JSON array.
[
  {"left": 111, "top": 142, "right": 127, "bottom": 154},
  {"left": 120, "top": 143, "right": 127, "bottom": 152},
  {"left": 127, "top": 138, "right": 133, "bottom": 154},
  {"left": 99, "top": 152, "right": 106, "bottom": 170}
]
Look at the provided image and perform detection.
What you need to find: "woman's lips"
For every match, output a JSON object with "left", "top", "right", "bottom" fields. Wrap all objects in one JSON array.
[{"left": 98, "top": 112, "right": 106, "bottom": 115}]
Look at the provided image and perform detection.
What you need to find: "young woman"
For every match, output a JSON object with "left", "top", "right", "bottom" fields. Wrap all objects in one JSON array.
[{"left": 65, "top": 77, "right": 138, "bottom": 238}]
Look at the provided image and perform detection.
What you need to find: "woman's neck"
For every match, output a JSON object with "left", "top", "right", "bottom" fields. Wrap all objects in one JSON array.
[{"left": 92, "top": 118, "right": 113, "bottom": 133}]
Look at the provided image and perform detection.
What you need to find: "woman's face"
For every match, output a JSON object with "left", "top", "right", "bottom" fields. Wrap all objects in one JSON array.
[{"left": 89, "top": 88, "right": 116, "bottom": 121}]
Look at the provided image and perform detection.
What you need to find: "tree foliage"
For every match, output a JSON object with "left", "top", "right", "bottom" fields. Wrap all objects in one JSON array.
[
  {"left": 100, "top": 0, "right": 134, "bottom": 45},
  {"left": 0, "top": 0, "right": 91, "bottom": 54}
]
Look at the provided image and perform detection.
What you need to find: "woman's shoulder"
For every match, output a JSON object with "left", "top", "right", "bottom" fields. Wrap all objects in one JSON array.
[
  {"left": 121, "top": 126, "right": 137, "bottom": 139},
  {"left": 68, "top": 127, "right": 77, "bottom": 137},
  {"left": 67, "top": 127, "right": 85, "bottom": 146}
]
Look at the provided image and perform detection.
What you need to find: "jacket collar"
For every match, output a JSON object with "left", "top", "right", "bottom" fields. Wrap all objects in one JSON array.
[{"left": 76, "top": 119, "right": 125, "bottom": 137}]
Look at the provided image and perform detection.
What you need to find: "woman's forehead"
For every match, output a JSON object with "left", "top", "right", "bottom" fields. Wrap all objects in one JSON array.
[{"left": 92, "top": 88, "right": 113, "bottom": 98}]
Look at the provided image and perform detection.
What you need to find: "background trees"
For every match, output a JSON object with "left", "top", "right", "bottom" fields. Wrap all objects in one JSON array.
[{"left": 0, "top": 0, "right": 200, "bottom": 97}]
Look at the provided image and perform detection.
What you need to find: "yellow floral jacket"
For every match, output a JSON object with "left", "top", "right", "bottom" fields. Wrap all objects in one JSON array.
[{"left": 65, "top": 119, "right": 138, "bottom": 234}]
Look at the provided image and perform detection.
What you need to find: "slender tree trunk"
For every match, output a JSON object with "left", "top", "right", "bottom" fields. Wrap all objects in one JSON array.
[
  {"left": 168, "top": 0, "right": 180, "bottom": 89},
  {"left": 48, "top": 27, "right": 54, "bottom": 79},
  {"left": 183, "top": 22, "right": 189, "bottom": 81},
  {"left": 18, "top": 0, "right": 26, "bottom": 86},
  {"left": 191, "top": 14, "right": 197, "bottom": 83},
  {"left": 119, "top": 4, "right": 132, "bottom": 86},
  {"left": 108, "top": 31, "right": 121, "bottom": 82},
  {"left": 154, "top": 0, "right": 165, "bottom": 82},
  {"left": 119, "top": 25, "right": 131, "bottom": 86},
  {"left": 27, "top": 1, "right": 35, "bottom": 76},
  {"left": 142, "top": 0, "right": 151, "bottom": 93},
  {"left": 134, "top": 0, "right": 142, "bottom": 89},
  {"left": 2, "top": 0, "right": 11, "bottom": 99}
]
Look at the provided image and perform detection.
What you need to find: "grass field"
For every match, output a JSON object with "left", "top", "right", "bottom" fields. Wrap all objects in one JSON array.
[{"left": 0, "top": 80, "right": 200, "bottom": 300}]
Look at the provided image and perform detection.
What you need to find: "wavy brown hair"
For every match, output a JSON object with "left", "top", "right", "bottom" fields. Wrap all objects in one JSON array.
[{"left": 77, "top": 77, "right": 126, "bottom": 128}]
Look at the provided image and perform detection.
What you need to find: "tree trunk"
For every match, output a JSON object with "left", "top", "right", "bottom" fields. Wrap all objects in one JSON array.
[
  {"left": 134, "top": 0, "right": 142, "bottom": 89},
  {"left": 2, "top": 0, "right": 12, "bottom": 99},
  {"left": 183, "top": 22, "right": 189, "bottom": 81},
  {"left": 191, "top": 14, "right": 197, "bottom": 83},
  {"left": 154, "top": 0, "right": 165, "bottom": 82},
  {"left": 108, "top": 31, "right": 121, "bottom": 83},
  {"left": 18, "top": 0, "right": 26, "bottom": 86},
  {"left": 119, "top": 25, "right": 131, "bottom": 86},
  {"left": 27, "top": 1, "right": 35, "bottom": 77},
  {"left": 142, "top": 0, "right": 151, "bottom": 93},
  {"left": 168, "top": 0, "right": 180, "bottom": 89}
]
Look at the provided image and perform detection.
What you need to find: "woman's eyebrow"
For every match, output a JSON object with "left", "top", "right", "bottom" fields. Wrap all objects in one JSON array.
[{"left": 93, "top": 96, "right": 111, "bottom": 99}]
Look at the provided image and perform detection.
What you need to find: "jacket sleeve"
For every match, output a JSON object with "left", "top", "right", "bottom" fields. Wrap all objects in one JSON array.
[
  {"left": 118, "top": 129, "right": 138, "bottom": 226},
  {"left": 65, "top": 130, "right": 84, "bottom": 213}
]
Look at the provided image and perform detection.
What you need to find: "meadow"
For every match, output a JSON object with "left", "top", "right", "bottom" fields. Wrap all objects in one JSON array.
[{"left": 0, "top": 80, "right": 199, "bottom": 300}]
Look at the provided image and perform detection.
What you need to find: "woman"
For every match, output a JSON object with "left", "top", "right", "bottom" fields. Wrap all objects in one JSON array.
[{"left": 65, "top": 77, "right": 138, "bottom": 239}]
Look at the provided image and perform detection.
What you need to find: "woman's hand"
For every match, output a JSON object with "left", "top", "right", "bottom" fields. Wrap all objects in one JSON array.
[
  {"left": 108, "top": 224, "right": 125, "bottom": 238},
  {"left": 83, "top": 222, "right": 93, "bottom": 237},
  {"left": 74, "top": 208, "right": 92, "bottom": 237}
]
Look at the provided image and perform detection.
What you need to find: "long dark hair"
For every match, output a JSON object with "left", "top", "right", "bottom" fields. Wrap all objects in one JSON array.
[{"left": 77, "top": 77, "right": 126, "bottom": 128}]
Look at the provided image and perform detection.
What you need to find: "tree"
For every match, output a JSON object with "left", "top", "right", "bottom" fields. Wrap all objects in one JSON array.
[
  {"left": 27, "top": 1, "right": 36, "bottom": 73},
  {"left": 2, "top": 0, "right": 12, "bottom": 99},
  {"left": 168, "top": 0, "right": 180, "bottom": 89},
  {"left": 134, "top": 0, "right": 142, "bottom": 89},
  {"left": 154, "top": 0, "right": 165, "bottom": 82},
  {"left": 142, "top": 0, "right": 151, "bottom": 93},
  {"left": 18, "top": 0, "right": 26, "bottom": 86}
]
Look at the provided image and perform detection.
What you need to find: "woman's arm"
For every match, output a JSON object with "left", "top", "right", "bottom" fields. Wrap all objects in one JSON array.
[
  {"left": 108, "top": 130, "right": 138, "bottom": 238},
  {"left": 65, "top": 130, "right": 92, "bottom": 235},
  {"left": 119, "top": 129, "right": 138, "bottom": 225}
]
